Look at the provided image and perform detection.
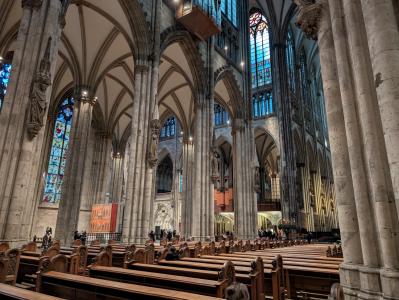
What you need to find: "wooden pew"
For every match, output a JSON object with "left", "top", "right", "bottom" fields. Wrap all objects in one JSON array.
[
  {"left": 156, "top": 256, "right": 281, "bottom": 300},
  {"left": 126, "top": 258, "right": 266, "bottom": 300},
  {"left": 17, "top": 254, "right": 71, "bottom": 289},
  {"left": 36, "top": 271, "right": 223, "bottom": 300},
  {"left": 213, "top": 248, "right": 340, "bottom": 298},
  {"left": 89, "top": 265, "right": 229, "bottom": 298},
  {"left": 0, "top": 248, "right": 21, "bottom": 285},
  {"left": 0, "top": 283, "right": 64, "bottom": 300}
]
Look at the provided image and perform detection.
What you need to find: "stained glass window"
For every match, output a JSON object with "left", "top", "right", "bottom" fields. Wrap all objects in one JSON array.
[
  {"left": 160, "top": 117, "right": 176, "bottom": 139},
  {"left": 0, "top": 62, "right": 12, "bottom": 112},
  {"left": 214, "top": 103, "right": 230, "bottom": 126},
  {"left": 250, "top": 12, "right": 271, "bottom": 88},
  {"left": 253, "top": 91, "right": 273, "bottom": 118},
  {"left": 221, "top": 0, "right": 237, "bottom": 26},
  {"left": 286, "top": 29, "right": 296, "bottom": 93},
  {"left": 42, "top": 97, "right": 74, "bottom": 204}
]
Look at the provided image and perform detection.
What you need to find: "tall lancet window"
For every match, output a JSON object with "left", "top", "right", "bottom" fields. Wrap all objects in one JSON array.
[
  {"left": 221, "top": 0, "right": 237, "bottom": 26},
  {"left": 250, "top": 11, "right": 272, "bottom": 89},
  {"left": 286, "top": 28, "right": 296, "bottom": 93},
  {"left": 0, "top": 60, "right": 12, "bottom": 112},
  {"left": 160, "top": 116, "right": 176, "bottom": 139},
  {"left": 250, "top": 11, "right": 273, "bottom": 118},
  {"left": 42, "top": 97, "right": 74, "bottom": 204},
  {"left": 214, "top": 103, "right": 230, "bottom": 126}
]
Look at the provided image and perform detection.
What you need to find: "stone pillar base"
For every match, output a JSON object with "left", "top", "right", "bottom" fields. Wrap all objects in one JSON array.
[
  {"left": 381, "top": 269, "right": 399, "bottom": 300},
  {"left": 358, "top": 266, "right": 382, "bottom": 299},
  {"left": 340, "top": 263, "right": 361, "bottom": 299}
]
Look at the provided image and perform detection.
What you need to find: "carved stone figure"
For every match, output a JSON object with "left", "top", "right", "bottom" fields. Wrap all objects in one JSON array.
[
  {"left": 148, "top": 119, "right": 161, "bottom": 167},
  {"left": 211, "top": 150, "right": 219, "bottom": 177},
  {"left": 27, "top": 37, "right": 52, "bottom": 139},
  {"left": 294, "top": 0, "right": 323, "bottom": 41},
  {"left": 254, "top": 167, "right": 261, "bottom": 192}
]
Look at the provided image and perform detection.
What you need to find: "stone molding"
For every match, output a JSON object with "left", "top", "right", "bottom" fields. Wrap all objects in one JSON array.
[{"left": 294, "top": 0, "right": 323, "bottom": 41}]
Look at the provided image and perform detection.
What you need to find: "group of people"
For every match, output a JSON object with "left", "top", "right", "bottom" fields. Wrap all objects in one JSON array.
[
  {"left": 73, "top": 230, "right": 87, "bottom": 244},
  {"left": 148, "top": 229, "right": 177, "bottom": 242},
  {"left": 257, "top": 228, "right": 278, "bottom": 240}
]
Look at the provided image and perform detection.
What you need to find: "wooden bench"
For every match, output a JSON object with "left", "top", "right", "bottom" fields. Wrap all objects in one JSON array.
[
  {"left": 37, "top": 271, "right": 222, "bottom": 300},
  {"left": 0, "top": 248, "right": 21, "bottom": 285},
  {"left": 214, "top": 249, "right": 340, "bottom": 298},
  {"left": 0, "top": 283, "right": 64, "bottom": 300},
  {"left": 89, "top": 265, "right": 229, "bottom": 298},
  {"left": 156, "top": 256, "right": 282, "bottom": 300}
]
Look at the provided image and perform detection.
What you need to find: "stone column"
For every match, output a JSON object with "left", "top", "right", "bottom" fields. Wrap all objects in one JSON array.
[
  {"left": 78, "top": 126, "right": 96, "bottom": 231},
  {"left": 295, "top": 0, "right": 365, "bottom": 297},
  {"left": 93, "top": 132, "right": 113, "bottom": 204},
  {"left": 341, "top": 1, "right": 399, "bottom": 297},
  {"left": 232, "top": 119, "right": 256, "bottom": 239},
  {"left": 122, "top": 62, "right": 151, "bottom": 244},
  {"left": 360, "top": 0, "right": 399, "bottom": 221},
  {"left": 55, "top": 88, "right": 96, "bottom": 245},
  {"left": 180, "top": 139, "right": 194, "bottom": 238},
  {"left": 191, "top": 95, "right": 213, "bottom": 240},
  {"left": 0, "top": 0, "right": 67, "bottom": 246},
  {"left": 272, "top": 42, "right": 297, "bottom": 225},
  {"left": 110, "top": 152, "right": 123, "bottom": 203}
]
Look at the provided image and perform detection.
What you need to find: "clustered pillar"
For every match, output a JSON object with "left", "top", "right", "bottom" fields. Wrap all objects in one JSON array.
[
  {"left": 0, "top": 0, "right": 66, "bottom": 246},
  {"left": 55, "top": 89, "right": 95, "bottom": 245},
  {"left": 296, "top": 0, "right": 399, "bottom": 298}
]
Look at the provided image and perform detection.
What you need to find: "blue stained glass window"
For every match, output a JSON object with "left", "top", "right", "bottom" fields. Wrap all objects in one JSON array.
[
  {"left": 0, "top": 63, "right": 12, "bottom": 112},
  {"left": 42, "top": 97, "right": 74, "bottom": 204},
  {"left": 160, "top": 117, "right": 176, "bottom": 139},
  {"left": 253, "top": 91, "right": 273, "bottom": 118},
  {"left": 221, "top": 0, "right": 237, "bottom": 26},
  {"left": 214, "top": 103, "right": 230, "bottom": 126},
  {"left": 286, "top": 29, "right": 296, "bottom": 93},
  {"left": 250, "top": 12, "right": 271, "bottom": 88}
]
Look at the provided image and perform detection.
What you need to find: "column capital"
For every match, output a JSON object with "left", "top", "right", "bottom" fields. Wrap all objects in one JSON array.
[
  {"left": 22, "top": 0, "right": 43, "bottom": 10},
  {"left": 231, "top": 118, "right": 245, "bottom": 134},
  {"left": 294, "top": 0, "right": 324, "bottom": 41},
  {"left": 74, "top": 86, "right": 97, "bottom": 106}
]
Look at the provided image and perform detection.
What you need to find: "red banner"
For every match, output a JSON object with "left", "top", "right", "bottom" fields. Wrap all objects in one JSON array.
[{"left": 89, "top": 203, "right": 118, "bottom": 233}]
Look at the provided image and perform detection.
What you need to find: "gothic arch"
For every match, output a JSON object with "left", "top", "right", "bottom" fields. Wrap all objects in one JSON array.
[{"left": 214, "top": 66, "right": 243, "bottom": 119}]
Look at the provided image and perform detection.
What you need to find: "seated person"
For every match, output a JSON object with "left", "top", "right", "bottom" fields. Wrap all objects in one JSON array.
[
  {"left": 165, "top": 246, "right": 180, "bottom": 261},
  {"left": 226, "top": 282, "right": 249, "bottom": 300}
]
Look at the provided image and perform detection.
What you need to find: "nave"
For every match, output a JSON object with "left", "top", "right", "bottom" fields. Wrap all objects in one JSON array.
[
  {"left": 0, "top": 0, "right": 399, "bottom": 299},
  {"left": 0, "top": 237, "right": 343, "bottom": 299}
]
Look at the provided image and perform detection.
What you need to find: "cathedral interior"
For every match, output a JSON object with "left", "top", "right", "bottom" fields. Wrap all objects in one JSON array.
[{"left": 0, "top": 0, "right": 398, "bottom": 299}]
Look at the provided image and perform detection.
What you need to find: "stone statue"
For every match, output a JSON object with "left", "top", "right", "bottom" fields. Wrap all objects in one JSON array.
[
  {"left": 254, "top": 167, "right": 261, "bottom": 193},
  {"left": 294, "top": 0, "right": 323, "bottom": 41},
  {"left": 211, "top": 150, "right": 219, "bottom": 177},
  {"left": 27, "top": 37, "right": 52, "bottom": 139},
  {"left": 148, "top": 119, "right": 161, "bottom": 167}
]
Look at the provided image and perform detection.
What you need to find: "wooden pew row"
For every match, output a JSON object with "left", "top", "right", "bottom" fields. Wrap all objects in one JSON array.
[
  {"left": 36, "top": 271, "right": 222, "bottom": 300},
  {"left": 17, "top": 253, "right": 74, "bottom": 289},
  {"left": 125, "top": 259, "right": 263, "bottom": 300},
  {"left": 88, "top": 265, "right": 229, "bottom": 298},
  {"left": 156, "top": 256, "right": 284, "bottom": 300},
  {"left": 198, "top": 252, "right": 340, "bottom": 298},
  {"left": 0, "top": 283, "right": 64, "bottom": 300}
]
